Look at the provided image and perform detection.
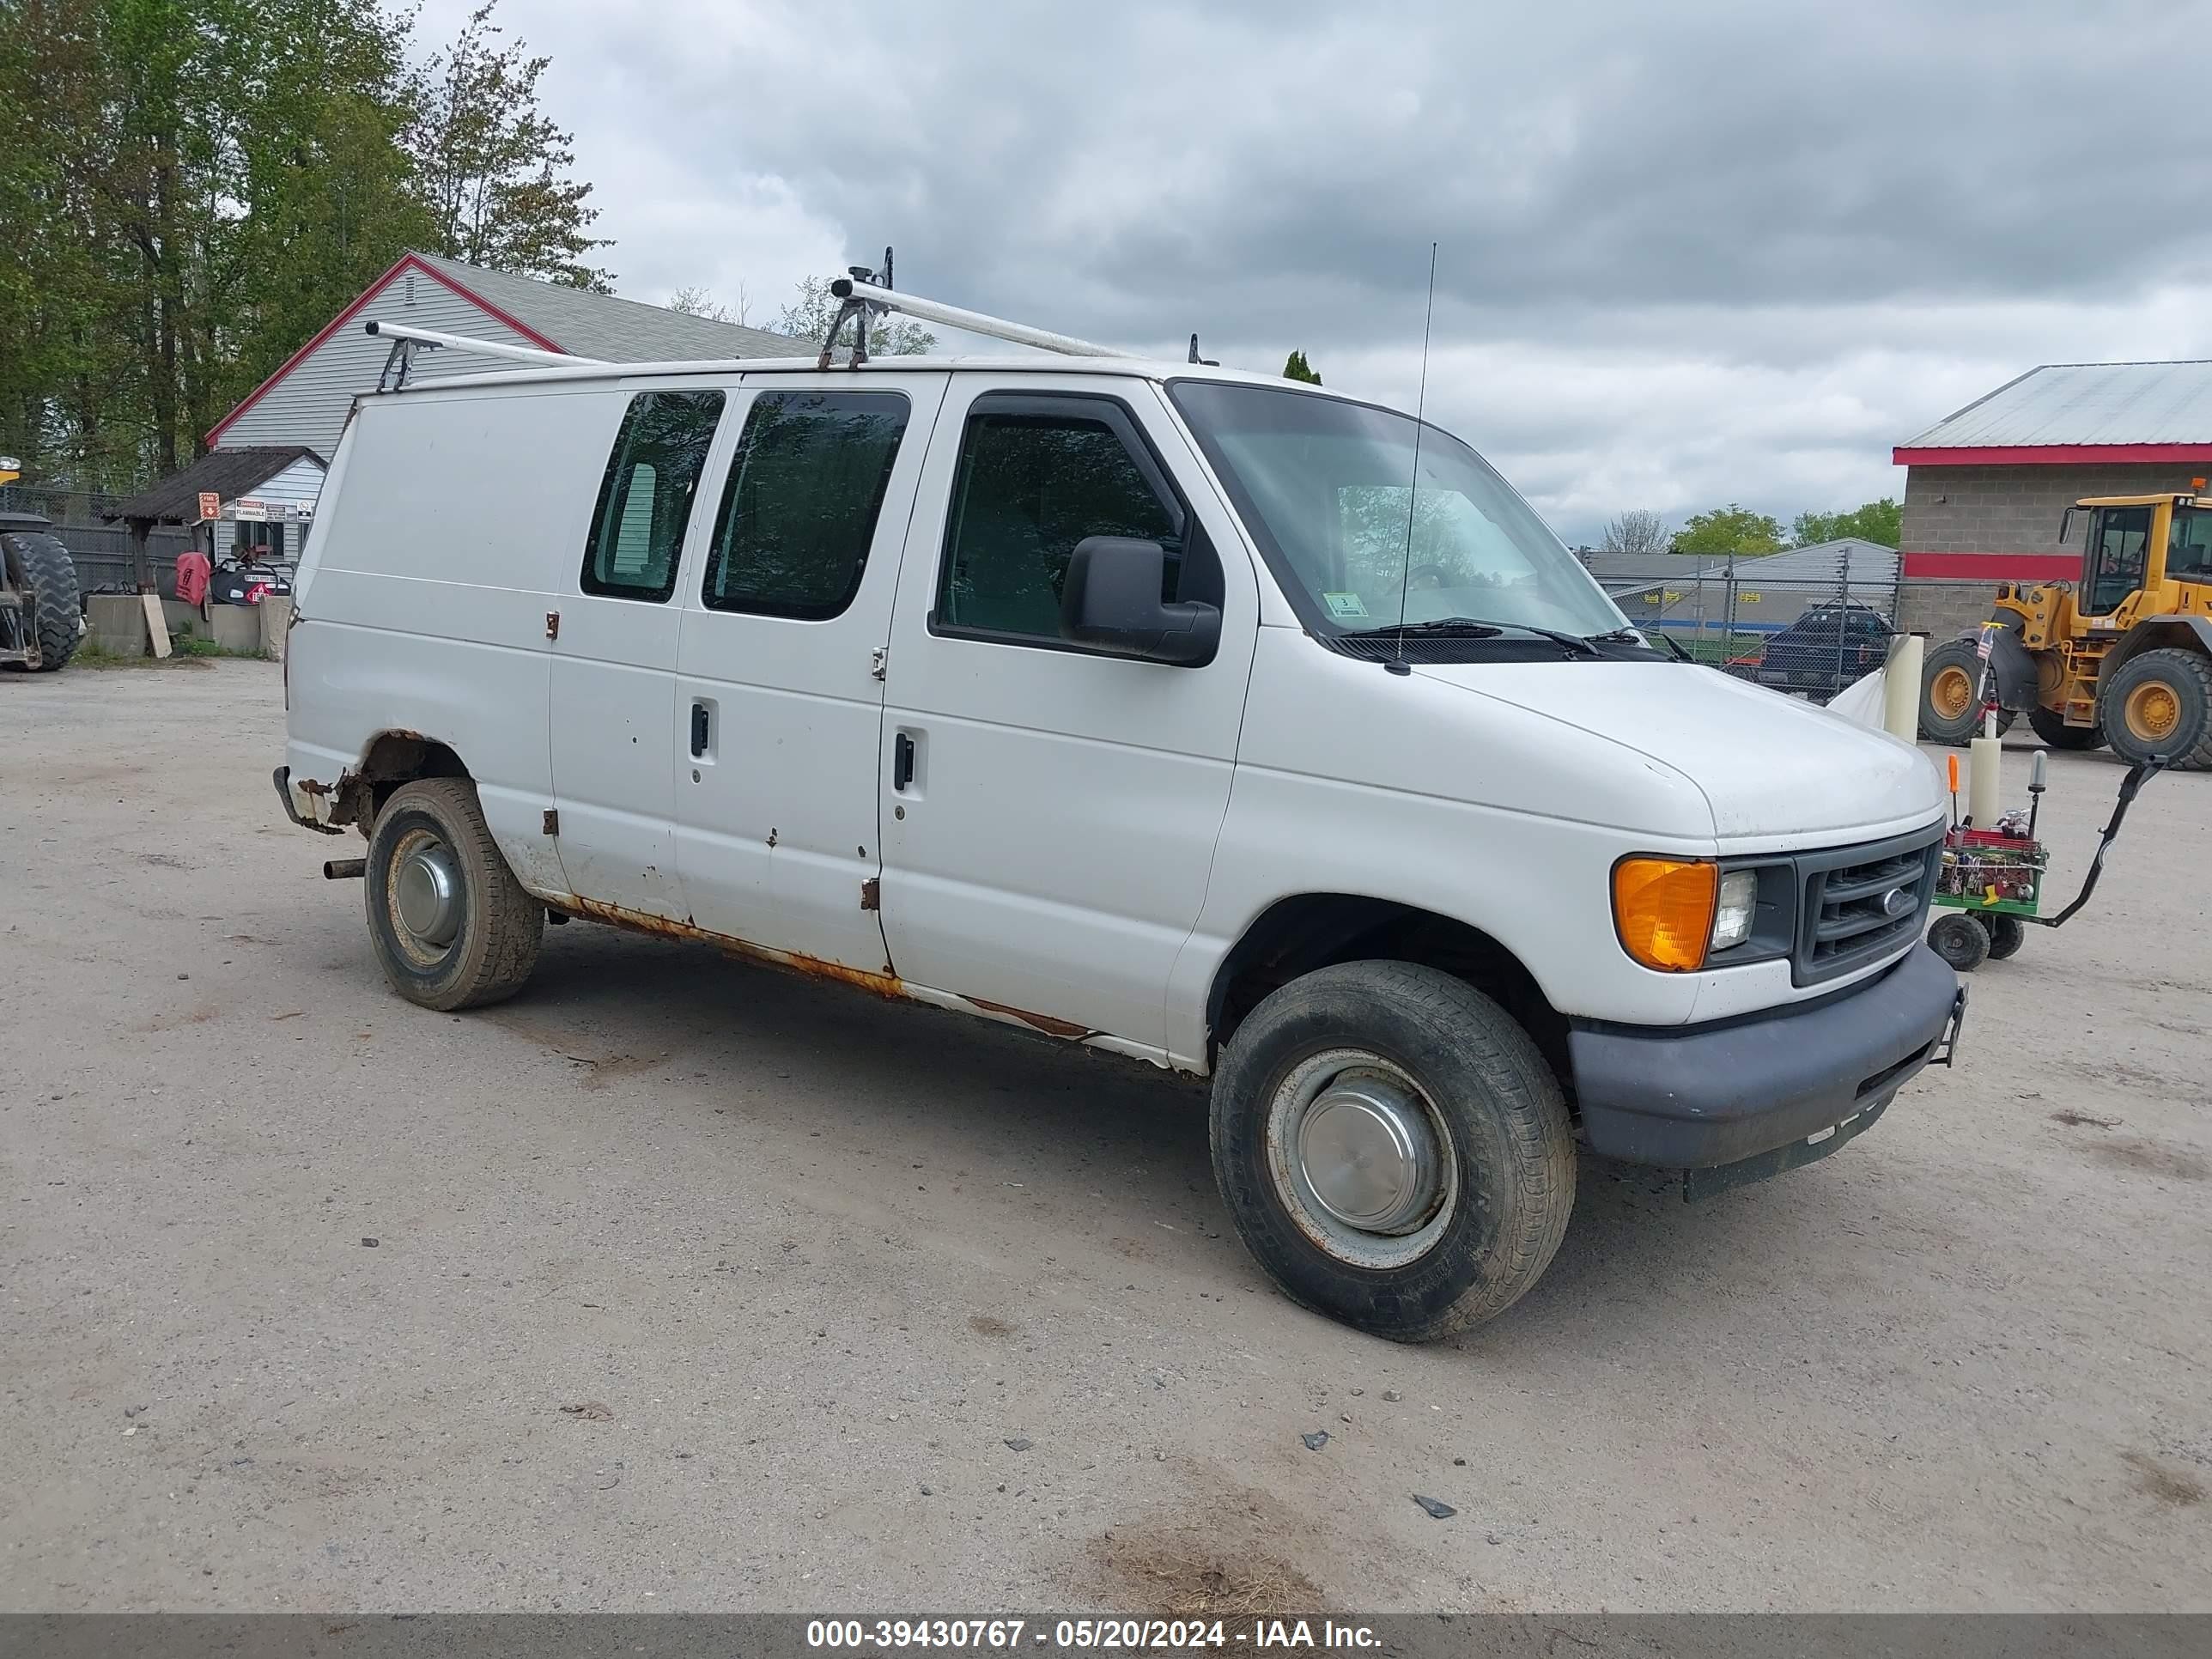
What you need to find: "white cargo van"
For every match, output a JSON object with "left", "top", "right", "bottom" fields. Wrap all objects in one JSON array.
[{"left": 278, "top": 290, "right": 1964, "bottom": 1340}]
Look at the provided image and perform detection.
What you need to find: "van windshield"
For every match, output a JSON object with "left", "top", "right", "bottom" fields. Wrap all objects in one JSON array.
[{"left": 1169, "top": 380, "right": 1626, "bottom": 640}]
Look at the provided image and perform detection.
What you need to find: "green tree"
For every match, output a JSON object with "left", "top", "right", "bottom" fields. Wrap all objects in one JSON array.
[
  {"left": 0, "top": 0, "right": 607, "bottom": 488},
  {"left": 776, "top": 274, "right": 935, "bottom": 356},
  {"left": 405, "top": 3, "right": 612, "bottom": 291},
  {"left": 1674, "top": 504, "right": 1784, "bottom": 557},
  {"left": 1791, "top": 497, "right": 1902, "bottom": 549},
  {"left": 1283, "top": 349, "right": 1321, "bottom": 385}
]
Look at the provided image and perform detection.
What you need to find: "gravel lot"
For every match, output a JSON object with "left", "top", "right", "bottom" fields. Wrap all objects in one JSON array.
[{"left": 3, "top": 659, "right": 2208, "bottom": 1613}]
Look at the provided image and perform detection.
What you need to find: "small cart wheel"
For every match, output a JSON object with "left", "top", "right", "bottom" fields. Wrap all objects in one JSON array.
[
  {"left": 1984, "top": 915, "right": 2027, "bottom": 960},
  {"left": 1929, "top": 912, "right": 1990, "bottom": 972}
]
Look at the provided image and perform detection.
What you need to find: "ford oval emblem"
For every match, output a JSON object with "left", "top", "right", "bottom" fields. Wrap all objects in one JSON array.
[{"left": 1881, "top": 887, "right": 1914, "bottom": 919}]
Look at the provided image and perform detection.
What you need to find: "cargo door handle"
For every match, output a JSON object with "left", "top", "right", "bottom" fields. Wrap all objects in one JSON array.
[
  {"left": 892, "top": 731, "right": 915, "bottom": 792},
  {"left": 690, "top": 702, "right": 710, "bottom": 758}
]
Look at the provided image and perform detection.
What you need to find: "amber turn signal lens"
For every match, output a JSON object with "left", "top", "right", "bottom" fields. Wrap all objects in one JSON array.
[{"left": 1613, "top": 858, "right": 1718, "bottom": 972}]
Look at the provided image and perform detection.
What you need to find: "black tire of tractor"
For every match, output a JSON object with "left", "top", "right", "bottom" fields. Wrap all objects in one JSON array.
[
  {"left": 363, "top": 777, "right": 543, "bottom": 1011},
  {"left": 0, "top": 532, "right": 82, "bottom": 672},
  {"left": 2027, "top": 706, "right": 2102, "bottom": 751},
  {"left": 1984, "top": 915, "right": 2027, "bottom": 960},
  {"left": 1920, "top": 639, "right": 2012, "bottom": 744},
  {"left": 1209, "top": 960, "right": 1576, "bottom": 1343},
  {"left": 1928, "top": 912, "right": 1990, "bottom": 973},
  {"left": 2101, "top": 647, "right": 2212, "bottom": 770}
]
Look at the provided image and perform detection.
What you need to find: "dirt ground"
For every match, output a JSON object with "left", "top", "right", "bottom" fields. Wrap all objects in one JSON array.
[{"left": 3, "top": 659, "right": 2207, "bottom": 1613}]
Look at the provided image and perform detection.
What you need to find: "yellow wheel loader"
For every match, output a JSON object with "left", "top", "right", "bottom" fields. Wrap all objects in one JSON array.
[
  {"left": 1919, "top": 484, "right": 2212, "bottom": 767},
  {"left": 0, "top": 455, "right": 84, "bottom": 672}
]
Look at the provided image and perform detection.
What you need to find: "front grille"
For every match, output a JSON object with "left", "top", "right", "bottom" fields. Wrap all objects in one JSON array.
[{"left": 1793, "top": 825, "right": 1943, "bottom": 986}]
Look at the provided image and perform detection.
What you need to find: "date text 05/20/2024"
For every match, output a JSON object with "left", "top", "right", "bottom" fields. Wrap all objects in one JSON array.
[{"left": 806, "top": 1619, "right": 1381, "bottom": 1650}]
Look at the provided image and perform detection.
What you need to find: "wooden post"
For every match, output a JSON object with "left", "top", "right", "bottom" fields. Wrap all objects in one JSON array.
[{"left": 131, "top": 517, "right": 171, "bottom": 658}]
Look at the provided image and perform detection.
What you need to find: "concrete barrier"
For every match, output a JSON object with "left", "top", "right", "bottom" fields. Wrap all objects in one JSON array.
[
  {"left": 209, "top": 604, "right": 261, "bottom": 653},
  {"left": 86, "top": 594, "right": 149, "bottom": 657},
  {"left": 260, "top": 594, "right": 292, "bottom": 660}
]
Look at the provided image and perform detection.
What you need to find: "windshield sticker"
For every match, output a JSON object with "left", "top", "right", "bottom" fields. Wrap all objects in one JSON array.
[{"left": 1322, "top": 591, "right": 1370, "bottom": 619}]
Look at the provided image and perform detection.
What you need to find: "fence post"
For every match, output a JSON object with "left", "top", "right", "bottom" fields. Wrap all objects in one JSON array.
[{"left": 1833, "top": 544, "right": 1852, "bottom": 694}]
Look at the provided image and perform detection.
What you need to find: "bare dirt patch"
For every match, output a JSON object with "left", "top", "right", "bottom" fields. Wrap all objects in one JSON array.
[
  {"left": 1087, "top": 1490, "right": 1328, "bottom": 1616},
  {"left": 2122, "top": 1451, "right": 2206, "bottom": 1507},
  {"left": 2088, "top": 1138, "right": 2209, "bottom": 1182}
]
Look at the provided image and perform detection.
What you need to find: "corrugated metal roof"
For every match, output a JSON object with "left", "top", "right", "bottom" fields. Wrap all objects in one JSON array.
[
  {"left": 1581, "top": 538, "right": 1897, "bottom": 587},
  {"left": 410, "top": 252, "right": 799, "bottom": 362},
  {"left": 103, "top": 446, "right": 324, "bottom": 524},
  {"left": 1903, "top": 361, "right": 2212, "bottom": 449}
]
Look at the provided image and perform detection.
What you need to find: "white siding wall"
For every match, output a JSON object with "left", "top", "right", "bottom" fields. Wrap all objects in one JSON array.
[{"left": 214, "top": 264, "right": 548, "bottom": 459}]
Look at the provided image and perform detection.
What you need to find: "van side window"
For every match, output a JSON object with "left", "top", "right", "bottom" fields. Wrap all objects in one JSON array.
[
  {"left": 581, "top": 390, "right": 726, "bottom": 601},
  {"left": 701, "top": 391, "right": 910, "bottom": 620},
  {"left": 935, "top": 397, "right": 1191, "bottom": 643}
]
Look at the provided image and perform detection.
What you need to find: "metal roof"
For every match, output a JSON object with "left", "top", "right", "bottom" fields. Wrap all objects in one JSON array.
[
  {"left": 1583, "top": 538, "right": 1897, "bottom": 589},
  {"left": 1902, "top": 360, "right": 2212, "bottom": 450},
  {"left": 408, "top": 252, "right": 799, "bottom": 362},
  {"left": 102, "top": 446, "right": 324, "bottom": 525}
]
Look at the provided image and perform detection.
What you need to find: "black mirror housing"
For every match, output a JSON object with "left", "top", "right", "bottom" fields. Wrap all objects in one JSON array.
[{"left": 1059, "top": 536, "right": 1221, "bottom": 666}]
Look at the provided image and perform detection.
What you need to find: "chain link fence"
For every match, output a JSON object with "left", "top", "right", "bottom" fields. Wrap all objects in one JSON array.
[
  {"left": 1594, "top": 546, "right": 1902, "bottom": 702},
  {"left": 0, "top": 483, "right": 194, "bottom": 597}
]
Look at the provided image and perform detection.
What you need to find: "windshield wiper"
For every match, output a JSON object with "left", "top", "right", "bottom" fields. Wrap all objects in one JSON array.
[{"left": 1345, "top": 616, "right": 1602, "bottom": 659}]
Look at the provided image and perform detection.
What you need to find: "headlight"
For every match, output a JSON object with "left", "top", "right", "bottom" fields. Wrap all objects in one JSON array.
[
  {"left": 1612, "top": 857, "right": 1717, "bottom": 972},
  {"left": 1711, "top": 869, "right": 1759, "bottom": 953}
]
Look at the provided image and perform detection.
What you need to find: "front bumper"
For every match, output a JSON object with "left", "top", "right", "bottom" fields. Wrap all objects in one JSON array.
[{"left": 1568, "top": 943, "right": 1961, "bottom": 1172}]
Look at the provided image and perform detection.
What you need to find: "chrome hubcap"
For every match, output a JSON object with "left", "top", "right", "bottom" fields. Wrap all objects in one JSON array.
[
  {"left": 1297, "top": 1077, "right": 1441, "bottom": 1234},
  {"left": 393, "top": 841, "right": 461, "bottom": 947},
  {"left": 1265, "top": 1050, "right": 1458, "bottom": 1270}
]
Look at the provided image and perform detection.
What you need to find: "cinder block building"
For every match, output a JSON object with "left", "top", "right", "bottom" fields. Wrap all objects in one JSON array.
[{"left": 1894, "top": 360, "right": 2212, "bottom": 638}]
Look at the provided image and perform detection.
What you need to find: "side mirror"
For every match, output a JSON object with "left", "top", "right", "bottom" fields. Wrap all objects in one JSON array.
[{"left": 1060, "top": 536, "right": 1220, "bottom": 667}]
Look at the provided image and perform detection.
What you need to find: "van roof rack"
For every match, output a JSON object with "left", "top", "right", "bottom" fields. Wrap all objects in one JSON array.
[
  {"left": 365, "top": 319, "right": 599, "bottom": 391},
  {"left": 822, "top": 247, "right": 1134, "bottom": 368}
]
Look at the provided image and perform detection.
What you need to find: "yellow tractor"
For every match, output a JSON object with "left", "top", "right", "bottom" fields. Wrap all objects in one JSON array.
[{"left": 1920, "top": 484, "right": 2212, "bottom": 767}]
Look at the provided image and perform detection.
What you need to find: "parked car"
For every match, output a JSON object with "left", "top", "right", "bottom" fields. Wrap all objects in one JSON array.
[
  {"left": 276, "top": 319, "right": 1961, "bottom": 1341},
  {"left": 1755, "top": 601, "right": 1893, "bottom": 697}
]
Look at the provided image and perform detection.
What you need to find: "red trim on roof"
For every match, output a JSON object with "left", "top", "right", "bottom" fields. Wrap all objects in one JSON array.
[
  {"left": 1893, "top": 443, "right": 2212, "bottom": 466},
  {"left": 206, "top": 254, "right": 565, "bottom": 446},
  {"left": 1901, "top": 552, "right": 2081, "bottom": 581}
]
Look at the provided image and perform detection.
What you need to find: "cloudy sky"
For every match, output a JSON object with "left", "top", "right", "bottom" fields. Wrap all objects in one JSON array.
[{"left": 422, "top": 0, "right": 2212, "bottom": 545}]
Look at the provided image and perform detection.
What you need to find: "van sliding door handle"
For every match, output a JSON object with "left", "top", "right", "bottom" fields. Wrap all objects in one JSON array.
[
  {"left": 892, "top": 732, "right": 915, "bottom": 792},
  {"left": 690, "top": 702, "right": 710, "bottom": 758}
]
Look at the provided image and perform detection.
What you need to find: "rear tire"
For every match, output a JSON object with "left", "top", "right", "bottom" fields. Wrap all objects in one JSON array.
[
  {"left": 2101, "top": 647, "right": 2212, "bottom": 769},
  {"left": 1920, "top": 639, "right": 2012, "bottom": 744},
  {"left": 364, "top": 778, "right": 542, "bottom": 1010},
  {"left": 1928, "top": 912, "right": 1990, "bottom": 973},
  {"left": 1209, "top": 961, "right": 1575, "bottom": 1342},
  {"left": 1, "top": 531, "right": 82, "bottom": 672},
  {"left": 2027, "top": 706, "right": 2102, "bottom": 751},
  {"left": 1984, "top": 915, "right": 2027, "bottom": 960}
]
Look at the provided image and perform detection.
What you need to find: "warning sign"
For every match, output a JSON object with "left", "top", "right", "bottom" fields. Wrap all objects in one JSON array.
[{"left": 197, "top": 490, "right": 221, "bottom": 522}]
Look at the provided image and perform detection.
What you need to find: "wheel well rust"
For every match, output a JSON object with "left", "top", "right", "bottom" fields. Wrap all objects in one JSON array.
[
  {"left": 327, "top": 731, "right": 471, "bottom": 831},
  {"left": 1207, "top": 894, "right": 1570, "bottom": 1091}
]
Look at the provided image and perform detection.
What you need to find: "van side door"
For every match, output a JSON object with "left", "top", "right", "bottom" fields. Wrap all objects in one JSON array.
[
  {"left": 875, "top": 377, "right": 1260, "bottom": 1060},
  {"left": 550, "top": 386, "right": 728, "bottom": 921},
  {"left": 673, "top": 373, "right": 947, "bottom": 972}
]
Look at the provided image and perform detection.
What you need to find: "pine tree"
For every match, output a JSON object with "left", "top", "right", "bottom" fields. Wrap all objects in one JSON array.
[{"left": 1283, "top": 349, "right": 1322, "bottom": 385}]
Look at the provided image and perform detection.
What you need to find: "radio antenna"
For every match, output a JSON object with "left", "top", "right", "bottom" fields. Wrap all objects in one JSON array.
[{"left": 1394, "top": 242, "right": 1439, "bottom": 657}]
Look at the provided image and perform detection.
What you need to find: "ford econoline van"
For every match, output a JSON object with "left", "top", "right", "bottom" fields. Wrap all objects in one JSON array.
[{"left": 277, "top": 311, "right": 1964, "bottom": 1340}]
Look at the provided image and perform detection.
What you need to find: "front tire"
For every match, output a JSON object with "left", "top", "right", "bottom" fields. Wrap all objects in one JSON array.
[
  {"left": 364, "top": 778, "right": 543, "bottom": 1010},
  {"left": 2102, "top": 647, "right": 2212, "bottom": 769},
  {"left": 1, "top": 531, "right": 82, "bottom": 672},
  {"left": 1928, "top": 912, "right": 1990, "bottom": 973},
  {"left": 1209, "top": 961, "right": 1575, "bottom": 1342},
  {"left": 1919, "top": 639, "right": 2014, "bottom": 744}
]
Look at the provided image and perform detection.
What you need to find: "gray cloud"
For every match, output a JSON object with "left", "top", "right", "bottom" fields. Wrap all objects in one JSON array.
[{"left": 422, "top": 0, "right": 2212, "bottom": 539}]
